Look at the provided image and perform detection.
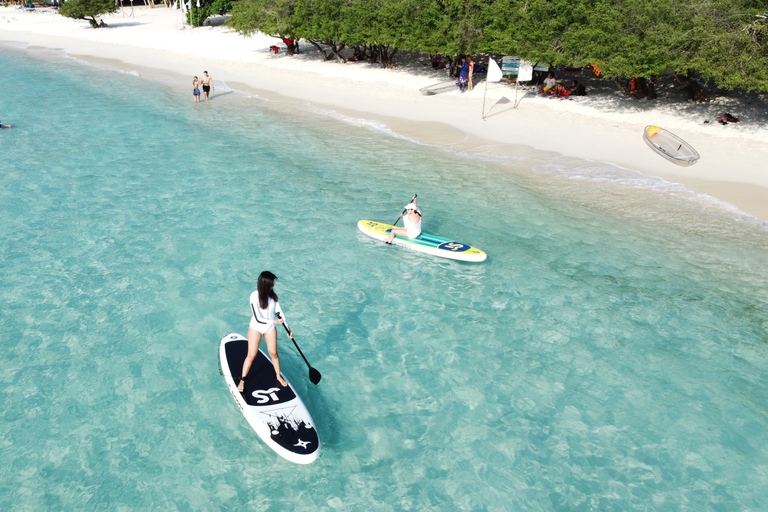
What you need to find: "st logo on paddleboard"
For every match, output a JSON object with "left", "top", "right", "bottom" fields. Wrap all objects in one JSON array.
[
  {"left": 252, "top": 387, "right": 282, "bottom": 404},
  {"left": 437, "top": 241, "right": 469, "bottom": 252}
]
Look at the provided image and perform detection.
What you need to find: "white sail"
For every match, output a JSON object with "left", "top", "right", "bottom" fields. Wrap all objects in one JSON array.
[
  {"left": 518, "top": 61, "right": 533, "bottom": 82},
  {"left": 487, "top": 58, "right": 503, "bottom": 83}
]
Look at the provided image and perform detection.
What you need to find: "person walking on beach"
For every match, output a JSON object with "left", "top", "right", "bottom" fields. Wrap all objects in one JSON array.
[
  {"left": 387, "top": 199, "right": 422, "bottom": 244},
  {"left": 192, "top": 76, "right": 201, "bottom": 103},
  {"left": 238, "top": 271, "right": 291, "bottom": 392},
  {"left": 200, "top": 70, "right": 214, "bottom": 100}
]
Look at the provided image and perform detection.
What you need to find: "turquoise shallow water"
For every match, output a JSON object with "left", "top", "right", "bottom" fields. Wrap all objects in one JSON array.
[{"left": 2, "top": 46, "right": 768, "bottom": 510}]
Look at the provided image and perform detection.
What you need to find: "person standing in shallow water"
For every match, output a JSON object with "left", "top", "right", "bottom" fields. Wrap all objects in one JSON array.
[
  {"left": 192, "top": 76, "right": 200, "bottom": 103},
  {"left": 238, "top": 271, "right": 292, "bottom": 392},
  {"left": 200, "top": 70, "right": 214, "bottom": 100}
]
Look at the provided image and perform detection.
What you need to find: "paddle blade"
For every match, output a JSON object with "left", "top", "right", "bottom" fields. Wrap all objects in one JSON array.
[{"left": 309, "top": 367, "right": 322, "bottom": 385}]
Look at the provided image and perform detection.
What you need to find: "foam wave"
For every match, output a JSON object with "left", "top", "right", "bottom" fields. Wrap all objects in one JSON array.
[
  {"left": 0, "top": 39, "right": 28, "bottom": 49},
  {"left": 300, "top": 104, "right": 424, "bottom": 144},
  {"left": 9, "top": 38, "right": 760, "bottom": 233},
  {"left": 297, "top": 105, "right": 767, "bottom": 231},
  {"left": 214, "top": 80, "right": 235, "bottom": 93}
]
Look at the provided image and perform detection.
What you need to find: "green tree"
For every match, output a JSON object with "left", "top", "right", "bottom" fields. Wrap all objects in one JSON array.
[
  {"left": 186, "top": 0, "right": 236, "bottom": 27},
  {"left": 408, "top": 0, "right": 487, "bottom": 57},
  {"left": 224, "top": 0, "right": 768, "bottom": 92},
  {"left": 563, "top": 0, "right": 768, "bottom": 94},
  {"left": 293, "top": 0, "right": 351, "bottom": 60},
  {"left": 228, "top": 0, "right": 300, "bottom": 37},
  {"left": 671, "top": 0, "right": 768, "bottom": 93},
  {"left": 59, "top": 0, "right": 118, "bottom": 28},
  {"left": 343, "top": 0, "right": 430, "bottom": 66}
]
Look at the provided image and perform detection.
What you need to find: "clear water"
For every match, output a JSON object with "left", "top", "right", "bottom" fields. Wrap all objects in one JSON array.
[{"left": 2, "top": 46, "right": 768, "bottom": 511}]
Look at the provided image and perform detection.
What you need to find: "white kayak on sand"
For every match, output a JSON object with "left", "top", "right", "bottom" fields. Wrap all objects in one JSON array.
[{"left": 643, "top": 125, "right": 700, "bottom": 166}]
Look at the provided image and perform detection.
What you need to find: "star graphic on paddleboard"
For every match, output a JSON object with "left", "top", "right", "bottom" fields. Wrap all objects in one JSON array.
[{"left": 294, "top": 439, "right": 310, "bottom": 449}]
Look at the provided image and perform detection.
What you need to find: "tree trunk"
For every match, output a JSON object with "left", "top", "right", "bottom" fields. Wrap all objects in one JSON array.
[
  {"left": 647, "top": 78, "right": 657, "bottom": 100},
  {"left": 382, "top": 47, "right": 397, "bottom": 68},
  {"left": 330, "top": 42, "right": 346, "bottom": 62},
  {"left": 672, "top": 73, "right": 708, "bottom": 102},
  {"left": 613, "top": 77, "right": 629, "bottom": 94},
  {"left": 613, "top": 77, "right": 657, "bottom": 101},
  {"left": 631, "top": 77, "right": 649, "bottom": 98},
  {"left": 364, "top": 45, "right": 379, "bottom": 64},
  {"left": 308, "top": 40, "right": 334, "bottom": 61}
]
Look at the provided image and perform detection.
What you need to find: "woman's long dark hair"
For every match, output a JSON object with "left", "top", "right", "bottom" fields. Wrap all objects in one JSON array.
[{"left": 257, "top": 271, "right": 278, "bottom": 309}]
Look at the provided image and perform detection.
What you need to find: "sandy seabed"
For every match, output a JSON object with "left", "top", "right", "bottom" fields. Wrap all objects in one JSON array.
[{"left": 2, "top": 5, "right": 768, "bottom": 220}]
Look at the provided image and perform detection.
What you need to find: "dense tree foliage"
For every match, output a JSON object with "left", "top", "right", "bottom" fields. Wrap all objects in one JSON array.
[
  {"left": 186, "top": 0, "right": 235, "bottom": 27},
  {"left": 59, "top": 0, "right": 118, "bottom": 28},
  {"left": 224, "top": 0, "right": 768, "bottom": 93}
]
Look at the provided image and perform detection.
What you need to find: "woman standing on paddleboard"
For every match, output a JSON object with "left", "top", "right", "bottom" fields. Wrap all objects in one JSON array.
[
  {"left": 386, "top": 199, "right": 421, "bottom": 244},
  {"left": 238, "top": 271, "right": 292, "bottom": 391}
]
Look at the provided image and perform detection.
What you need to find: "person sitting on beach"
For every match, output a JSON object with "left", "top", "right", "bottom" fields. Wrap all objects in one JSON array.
[
  {"left": 550, "top": 82, "right": 570, "bottom": 97},
  {"left": 0, "top": 120, "right": 12, "bottom": 129},
  {"left": 571, "top": 80, "right": 587, "bottom": 96},
  {"left": 539, "top": 72, "right": 556, "bottom": 94},
  {"left": 441, "top": 57, "right": 452, "bottom": 74},
  {"left": 386, "top": 200, "right": 422, "bottom": 244}
]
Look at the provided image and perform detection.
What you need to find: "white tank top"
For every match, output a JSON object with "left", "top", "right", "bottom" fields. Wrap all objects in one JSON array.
[{"left": 403, "top": 212, "right": 422, "bottom": 238}]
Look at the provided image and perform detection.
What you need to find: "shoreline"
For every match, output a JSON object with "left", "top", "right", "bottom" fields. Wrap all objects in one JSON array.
[{"left": 3, "top": 6, "right": 768, "bottom": 221}]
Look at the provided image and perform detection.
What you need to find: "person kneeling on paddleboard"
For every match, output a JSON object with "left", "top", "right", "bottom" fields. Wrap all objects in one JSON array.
[
  {"left": 239, "top": 271, "right": 293, "bottom": 391},
  {"left": 387, "top": 200, "right": 421, "bottom": 244}
]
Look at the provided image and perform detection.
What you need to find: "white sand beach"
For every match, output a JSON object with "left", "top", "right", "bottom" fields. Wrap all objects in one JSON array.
[{"left": 3, "top": 5, "right": 768, "bottom": 220}]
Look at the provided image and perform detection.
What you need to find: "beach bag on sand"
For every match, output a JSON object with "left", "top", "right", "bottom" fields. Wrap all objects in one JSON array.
[{"left": 716, "top": 113, "right": 739, "bottom": 125}]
